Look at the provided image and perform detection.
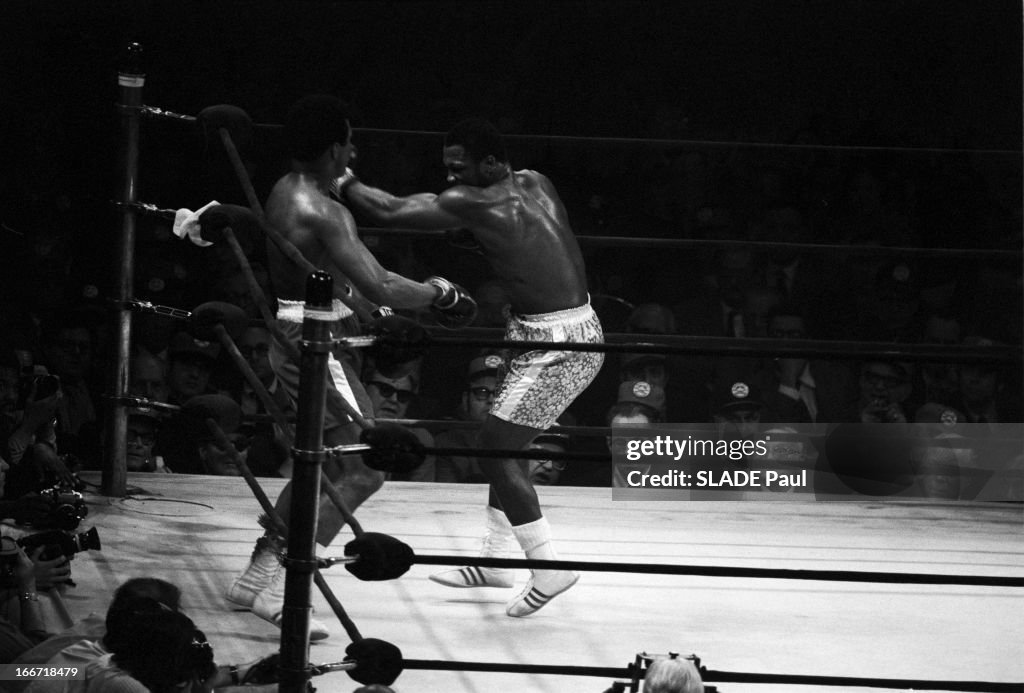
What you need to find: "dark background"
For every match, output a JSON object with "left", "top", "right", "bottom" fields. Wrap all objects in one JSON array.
[
  {"left": 2, "top": 0, "right": 1020, "bottom": 213},
  {"left": 0, "top": 0, "right": 1020, "bottom": 485},
  {"left": 0, "top": 0, "right": 1020, "bottom": 337}
]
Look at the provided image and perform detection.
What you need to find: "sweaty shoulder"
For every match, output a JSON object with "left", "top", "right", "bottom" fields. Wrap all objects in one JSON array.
[
  {"left": 269, "top": 176, "right": 348, "bottom": 230},
  {"left": 516, "top": 169, "right": 551, "bottom": 189},
  {"left": 436, "top": 184, "right": 498, "bottom": 217}
]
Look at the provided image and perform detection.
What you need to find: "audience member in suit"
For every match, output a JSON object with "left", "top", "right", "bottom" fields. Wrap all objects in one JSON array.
[{"left": 749, "top": 304, "right": 858, "bottom": 425}]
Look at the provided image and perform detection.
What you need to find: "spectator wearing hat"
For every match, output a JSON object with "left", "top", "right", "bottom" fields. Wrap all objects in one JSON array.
[
  {"left": 156, "top": 394, "right": 243, "bottom": 475},
  {"left": 190, "top": 395, "right": 247, "bottom": 477},
  {"left": 165, "top": 332, "right": 221, "bottom": 406},
  {"left": 953, "top": 334, "right": 1021, "bottom": 425},
  {"left": 911, "top": 333, "right": 1023, "bottom": 501},
  {"left": 609, "top": 380, "right": 666, "bottom": 426},
  {"left": 711, "top": 378, "right": 767, "bottom": 443},
  {"left": 525, "top": 416, "right": 573, "bottom": 486},
  {"left": 435, "top": 351, "right": 504, "bottom": 484},
  {"left": 619, "top": 301, "right": 716, "bottom": 424},
  {"left": 124, "top": 409, "right": 167, "bottom": 473},
  {"left": 619, "top": 353, "right": 668, "bottom": 398},
  {"left": 705, "top": 377, "right": 775, "bottom": 498},
  {"left": 363, "top": 361, "right": 435, "bottom": 482},
  {"left": 910, "top": 404, "right": 969, "bottom": 500},
  {"left": 609, "top": 381, "right": 666, "bottom": 488}
]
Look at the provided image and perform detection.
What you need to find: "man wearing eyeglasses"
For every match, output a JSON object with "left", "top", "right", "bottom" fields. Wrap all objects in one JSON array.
[
  {"left": 363, "top": 364, "right": 435, "bottom": 482},
  {"left": 435, "top": 352, "right": 503, "bottom": 484},
  {"left": 124, "top": 409, "right": 166, "bottom": 473}
]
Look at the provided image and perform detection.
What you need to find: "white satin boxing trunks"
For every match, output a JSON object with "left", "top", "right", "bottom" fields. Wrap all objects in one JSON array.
[
  {"left": 491, "top": 301, "right": 604, "bottom": 430},
  {"left": 269, "top": 298, "right": 373, "bottom": 430}
]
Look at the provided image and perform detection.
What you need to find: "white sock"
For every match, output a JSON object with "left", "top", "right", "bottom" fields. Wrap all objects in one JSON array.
[
  {"left": 511, "top": 516, "right": 558, "bottom": 561},
  {"left": 482, "top": 506, "right": 513, "bottom": 562}
]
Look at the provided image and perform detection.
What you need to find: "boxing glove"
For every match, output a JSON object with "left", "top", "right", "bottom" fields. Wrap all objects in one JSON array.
[
  {"left": 329, "top": 167, "right": 359, "bottom": 202},
  {"left": 425, "top": 276, "right": 477, "bottom": 328}
]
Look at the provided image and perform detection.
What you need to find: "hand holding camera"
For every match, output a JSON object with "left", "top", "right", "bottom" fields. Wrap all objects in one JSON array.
[
  {"left": 26, "top": 545, "right": 72, "bottom": 589},
  {"left": 0, "top": 536, "right": 37, "bottom": 592}
]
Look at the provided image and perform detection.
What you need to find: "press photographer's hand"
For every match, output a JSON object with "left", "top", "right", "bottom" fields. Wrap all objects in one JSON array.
[{"left": 29, "top": 546, "right": 72, "bottom": 589}]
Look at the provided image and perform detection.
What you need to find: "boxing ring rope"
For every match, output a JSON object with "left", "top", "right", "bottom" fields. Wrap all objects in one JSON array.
[
  {"left": 137, "top": 102, "right": 1022, "bottom": 158},
  {"left": 106, "top": 43, "right": 1023, "bottom": 692},
  {"left": 112, "top": 294, "right": 1022, "bottom": 364},
  {"left": 114, "top": 199, "right": 1021, "bottom": 262},
  {"left": 399, "top": 659, "right": 1022, "bottom": 693},
  {"left": 384, "top": 553, "right": 1024, "bottom": 588}
]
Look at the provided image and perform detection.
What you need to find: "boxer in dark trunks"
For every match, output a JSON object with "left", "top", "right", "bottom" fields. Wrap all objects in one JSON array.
[{"left": 226, "top": 95, "right": 474, "bottom": 638}]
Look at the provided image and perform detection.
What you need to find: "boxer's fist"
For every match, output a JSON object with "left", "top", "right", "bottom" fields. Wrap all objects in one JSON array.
[
  {"left": 425, "top": 276, "right": 477, "bottom": 328},
  {"left": 329, "top": 168, "right": 359, "bottom": 202}
]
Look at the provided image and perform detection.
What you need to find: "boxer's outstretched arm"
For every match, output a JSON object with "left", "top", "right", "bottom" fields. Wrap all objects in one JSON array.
[
  {"left": 309, "top": 199, "right": 438, "bottom": 309},
  {"left": 344, "top": 179, "right": 469, "bottom": 230}
]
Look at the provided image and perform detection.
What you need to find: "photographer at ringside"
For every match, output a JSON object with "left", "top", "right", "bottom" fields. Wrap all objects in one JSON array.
[
  {"left": 1, "top": 349, "right": 78, "bottom": 605},
  {"left": 1, "top": 345, "right": 77, "bottom": 500},
  {"left": 0, "top": 538, "right": 52, "bottom": 661}
]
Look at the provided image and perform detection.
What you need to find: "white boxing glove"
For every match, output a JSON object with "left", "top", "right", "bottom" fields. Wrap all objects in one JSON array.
[{"left": 329, "top": 168, "right": 359, "bottom": 202}]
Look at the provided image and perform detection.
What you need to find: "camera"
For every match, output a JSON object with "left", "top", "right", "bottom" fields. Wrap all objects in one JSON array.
[
  {"left": 17, "top": 372, "right": 61, "bottom": 407},
  {"left": 34, "top": 481, "right": 89, "bottom": 530},
  {"left": 18, "top": 527, "right": 102, "bottom": 562}
]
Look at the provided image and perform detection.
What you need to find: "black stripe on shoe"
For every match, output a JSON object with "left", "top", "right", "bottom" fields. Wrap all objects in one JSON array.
[{"left": 523, "top": 587, "right": 551, "bottom": 609}]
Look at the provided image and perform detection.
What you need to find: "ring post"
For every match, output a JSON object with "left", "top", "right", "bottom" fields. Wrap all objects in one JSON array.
[
  {"left": 102, "top": 42, "right": 144, "bottom": 498},
  {"left": 279, "top": 271, "right": 333, "bottom": 693}
]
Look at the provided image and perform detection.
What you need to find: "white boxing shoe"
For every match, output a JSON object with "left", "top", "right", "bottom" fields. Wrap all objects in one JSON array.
[
  {"left": 252, "top": 563, "right": 331, "bottom": 641},
  {"left": 429, "top": 565, "right": 514, "bottom": 588},
  {"left": 505, "top": 570, "right": 579, "bottom": 617},
  {"left": 226, "top": 534, "right": 286, "bottom": 608}
]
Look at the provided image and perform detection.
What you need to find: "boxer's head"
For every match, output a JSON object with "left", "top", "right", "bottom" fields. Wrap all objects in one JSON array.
[
  {"left": 443, "top": 118, "right": 508, "bottom": 187},
  {"left": 285, "top": 94, "right": 354, "bottom": 171}
]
